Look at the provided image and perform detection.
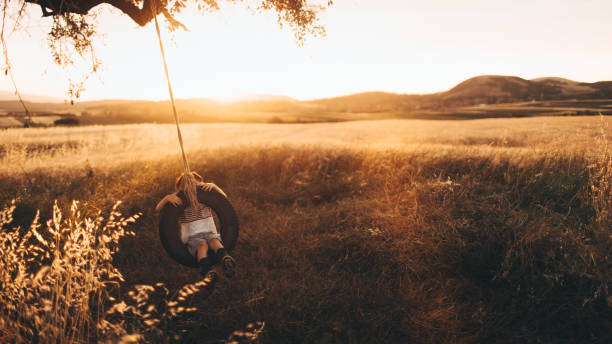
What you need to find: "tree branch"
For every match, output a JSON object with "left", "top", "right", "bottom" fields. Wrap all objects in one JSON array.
[
  {"left": 25, "top": 0, "right": 106, "bottom": 15},
  {"left": 106, "top": 0, "right": 159, "bottom": 26},
  {"left": 26, "top": 0, "right": 172, "bottom": 27}
]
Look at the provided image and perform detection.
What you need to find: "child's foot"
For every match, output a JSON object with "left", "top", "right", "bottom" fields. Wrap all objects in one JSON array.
[
  {"left": 203, "top": 270, "right": 218, "bottom": 286},
  {"left": 222, "top": 256, "right": 236, "bottom": 278}
]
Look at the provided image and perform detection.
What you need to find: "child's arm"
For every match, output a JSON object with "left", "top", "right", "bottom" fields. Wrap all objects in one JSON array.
[
  {"left": 198, "top": 182, "right": 214, "bottom": 192},
  {"left": 155, "top": 192, "right": 182, "bottom": 213}
]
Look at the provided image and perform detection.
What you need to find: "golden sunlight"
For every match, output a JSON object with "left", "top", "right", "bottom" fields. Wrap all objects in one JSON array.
[
  {"left": 2, "top": 1, "right": 612, "bottom": 343},
  {"left": 1, "top": 1, "right": 611, "bottom": 102}
]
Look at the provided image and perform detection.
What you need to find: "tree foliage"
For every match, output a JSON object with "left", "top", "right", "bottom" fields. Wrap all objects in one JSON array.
[
  {"left": 2, "top": 0, "right": 330, "bottom": 99},
  {"left": 27, "top": 0, "right": 328, "bottom": 39}
]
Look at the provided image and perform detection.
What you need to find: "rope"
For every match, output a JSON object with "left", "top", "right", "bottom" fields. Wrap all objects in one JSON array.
[
  {"left": 153, "top": 14, "right": 190, "bottom": 173},
  {"left": 153, "top": 11, "right": 198, "bottom": 207}
]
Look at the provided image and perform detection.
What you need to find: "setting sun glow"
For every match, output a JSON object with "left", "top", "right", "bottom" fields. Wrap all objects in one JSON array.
[{"left": 2, "top": 0, "right": 612, "bottom": 102}]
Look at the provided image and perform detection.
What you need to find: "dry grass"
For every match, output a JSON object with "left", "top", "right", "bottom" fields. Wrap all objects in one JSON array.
[
  {"left": 0, "top": 116, "right": 605, "bottom": 173},
  {"left": 0, "top": 200, "right": 139, "bottom": 342},
  {"left": 0, "top": 199, "right": 230, "bottom": 343},
  {"left": 0, "top": 116, "right": 611, "bottom": 343}
]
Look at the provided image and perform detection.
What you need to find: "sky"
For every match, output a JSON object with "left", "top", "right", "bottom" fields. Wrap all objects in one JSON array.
[{"left": 0, "top": 0, "right": 611, "bottom": 102}]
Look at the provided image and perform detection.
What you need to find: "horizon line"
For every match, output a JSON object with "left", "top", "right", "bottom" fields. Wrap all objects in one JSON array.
[{"left": 0, "top": 74, "right": 609, "bottom": 104}]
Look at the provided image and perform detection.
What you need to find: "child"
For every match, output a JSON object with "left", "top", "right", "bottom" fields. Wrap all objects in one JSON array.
[{"left": 155, "top": 172, "right": 236, "bottom": 281}]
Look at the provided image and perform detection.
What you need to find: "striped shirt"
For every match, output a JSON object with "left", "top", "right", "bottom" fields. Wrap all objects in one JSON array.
[
  {"left": 179, "top": 204, "right": 217, "bottom": 243},
  {"left": 179, "top": 204, "right": 212, "bottom": 224}
]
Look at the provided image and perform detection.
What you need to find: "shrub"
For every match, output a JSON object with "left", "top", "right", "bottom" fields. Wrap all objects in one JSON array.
[{"left": 54, "top": 118, "right": 79, "bottom": 126}]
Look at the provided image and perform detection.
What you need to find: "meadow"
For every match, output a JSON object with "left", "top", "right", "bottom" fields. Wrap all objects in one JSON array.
[{"left": 0, "top": 116, "right": 611, "bottom": 343}]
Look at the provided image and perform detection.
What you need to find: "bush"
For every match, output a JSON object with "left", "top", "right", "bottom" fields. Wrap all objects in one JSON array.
[{"left": 54, "top": 117, "right": 79, "bottom": 126}]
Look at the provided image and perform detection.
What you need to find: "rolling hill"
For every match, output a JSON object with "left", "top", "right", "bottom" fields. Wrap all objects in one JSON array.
[
  {"left": 443, "top": 75, "right": 612, "bottom": 105},
  {"left": 309, "top": 75, "right": 612, "bottom": 112},
  {"left": 2, "top": 75, "right": 612, "bottom": 125}
]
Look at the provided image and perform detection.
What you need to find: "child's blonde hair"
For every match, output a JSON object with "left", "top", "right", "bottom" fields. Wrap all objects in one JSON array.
[
  {"left": 175, "top": 171, "right": 203, "bottom": 207},
  {"left": 175, "top": 171, "right": 204, "bottom": 191}
]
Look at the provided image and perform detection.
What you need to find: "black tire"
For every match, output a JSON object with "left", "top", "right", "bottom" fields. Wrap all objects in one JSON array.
[{"left": 158, "top": 184, "right": 239, "bottom": 268}]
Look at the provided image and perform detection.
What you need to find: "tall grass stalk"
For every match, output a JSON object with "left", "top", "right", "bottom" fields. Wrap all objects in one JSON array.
[
  {"left": 585, "top": 115, "right": 612, "bottom": 307},
  {"left": 0, "top": 200, "right": 139, "bottom": 343}
]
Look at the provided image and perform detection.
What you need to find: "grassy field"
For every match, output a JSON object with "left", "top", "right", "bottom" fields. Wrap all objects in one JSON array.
[
  {"left": 4, "top": 98, "right": 612, "bottom": 127},
  {"left": 0, "top": 116, "right": 611, "bottom": 343}
]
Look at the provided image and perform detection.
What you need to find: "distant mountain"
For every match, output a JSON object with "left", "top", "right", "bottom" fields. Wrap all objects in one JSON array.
[
  {"left": 307, "top": 91, "right": 431, "bottom": 113},
  {"left": 309, "top": 75, "right": 612, "bottom": 112},
  {"left": 441, "top": 75, "right": 612, "bottom": 106},
  {"left": 3, "top": 75, "right": 612, "bottom": 124}
]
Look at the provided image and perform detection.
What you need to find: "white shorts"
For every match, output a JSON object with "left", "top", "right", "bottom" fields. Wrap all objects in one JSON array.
[
  {"left": 180, "top": 217, "right": 217, "bottom": 243},
  {"left": 185, "top": 231, "right": 222, "bottom": 257},
  {"left": 180, "top": 217, "right": 220, "bottom": 257}
]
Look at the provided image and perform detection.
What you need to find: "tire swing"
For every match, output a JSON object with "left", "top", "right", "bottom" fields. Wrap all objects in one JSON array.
[
  {"left": 158, "top": 186, "right": 239, "bottom": 268},
  {"left": 152, "top": 12, "right": 238, "bottom": 268}
]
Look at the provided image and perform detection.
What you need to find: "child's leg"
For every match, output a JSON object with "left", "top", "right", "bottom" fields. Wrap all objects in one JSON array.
[
  {"left": 196, "top": 241, "right": 214, "bottom": 277},
  {"left": 208, "top": 238, "right": 235, "bottom": 277},
  {"left": 208, "top": 238, "right": 224, "bottom": 254},
  {"left": 208, "top": 238, "right": 230, "bottom": 261},
  {"left": 196, "top": 241, "right": 209, "bottom": 261}
]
